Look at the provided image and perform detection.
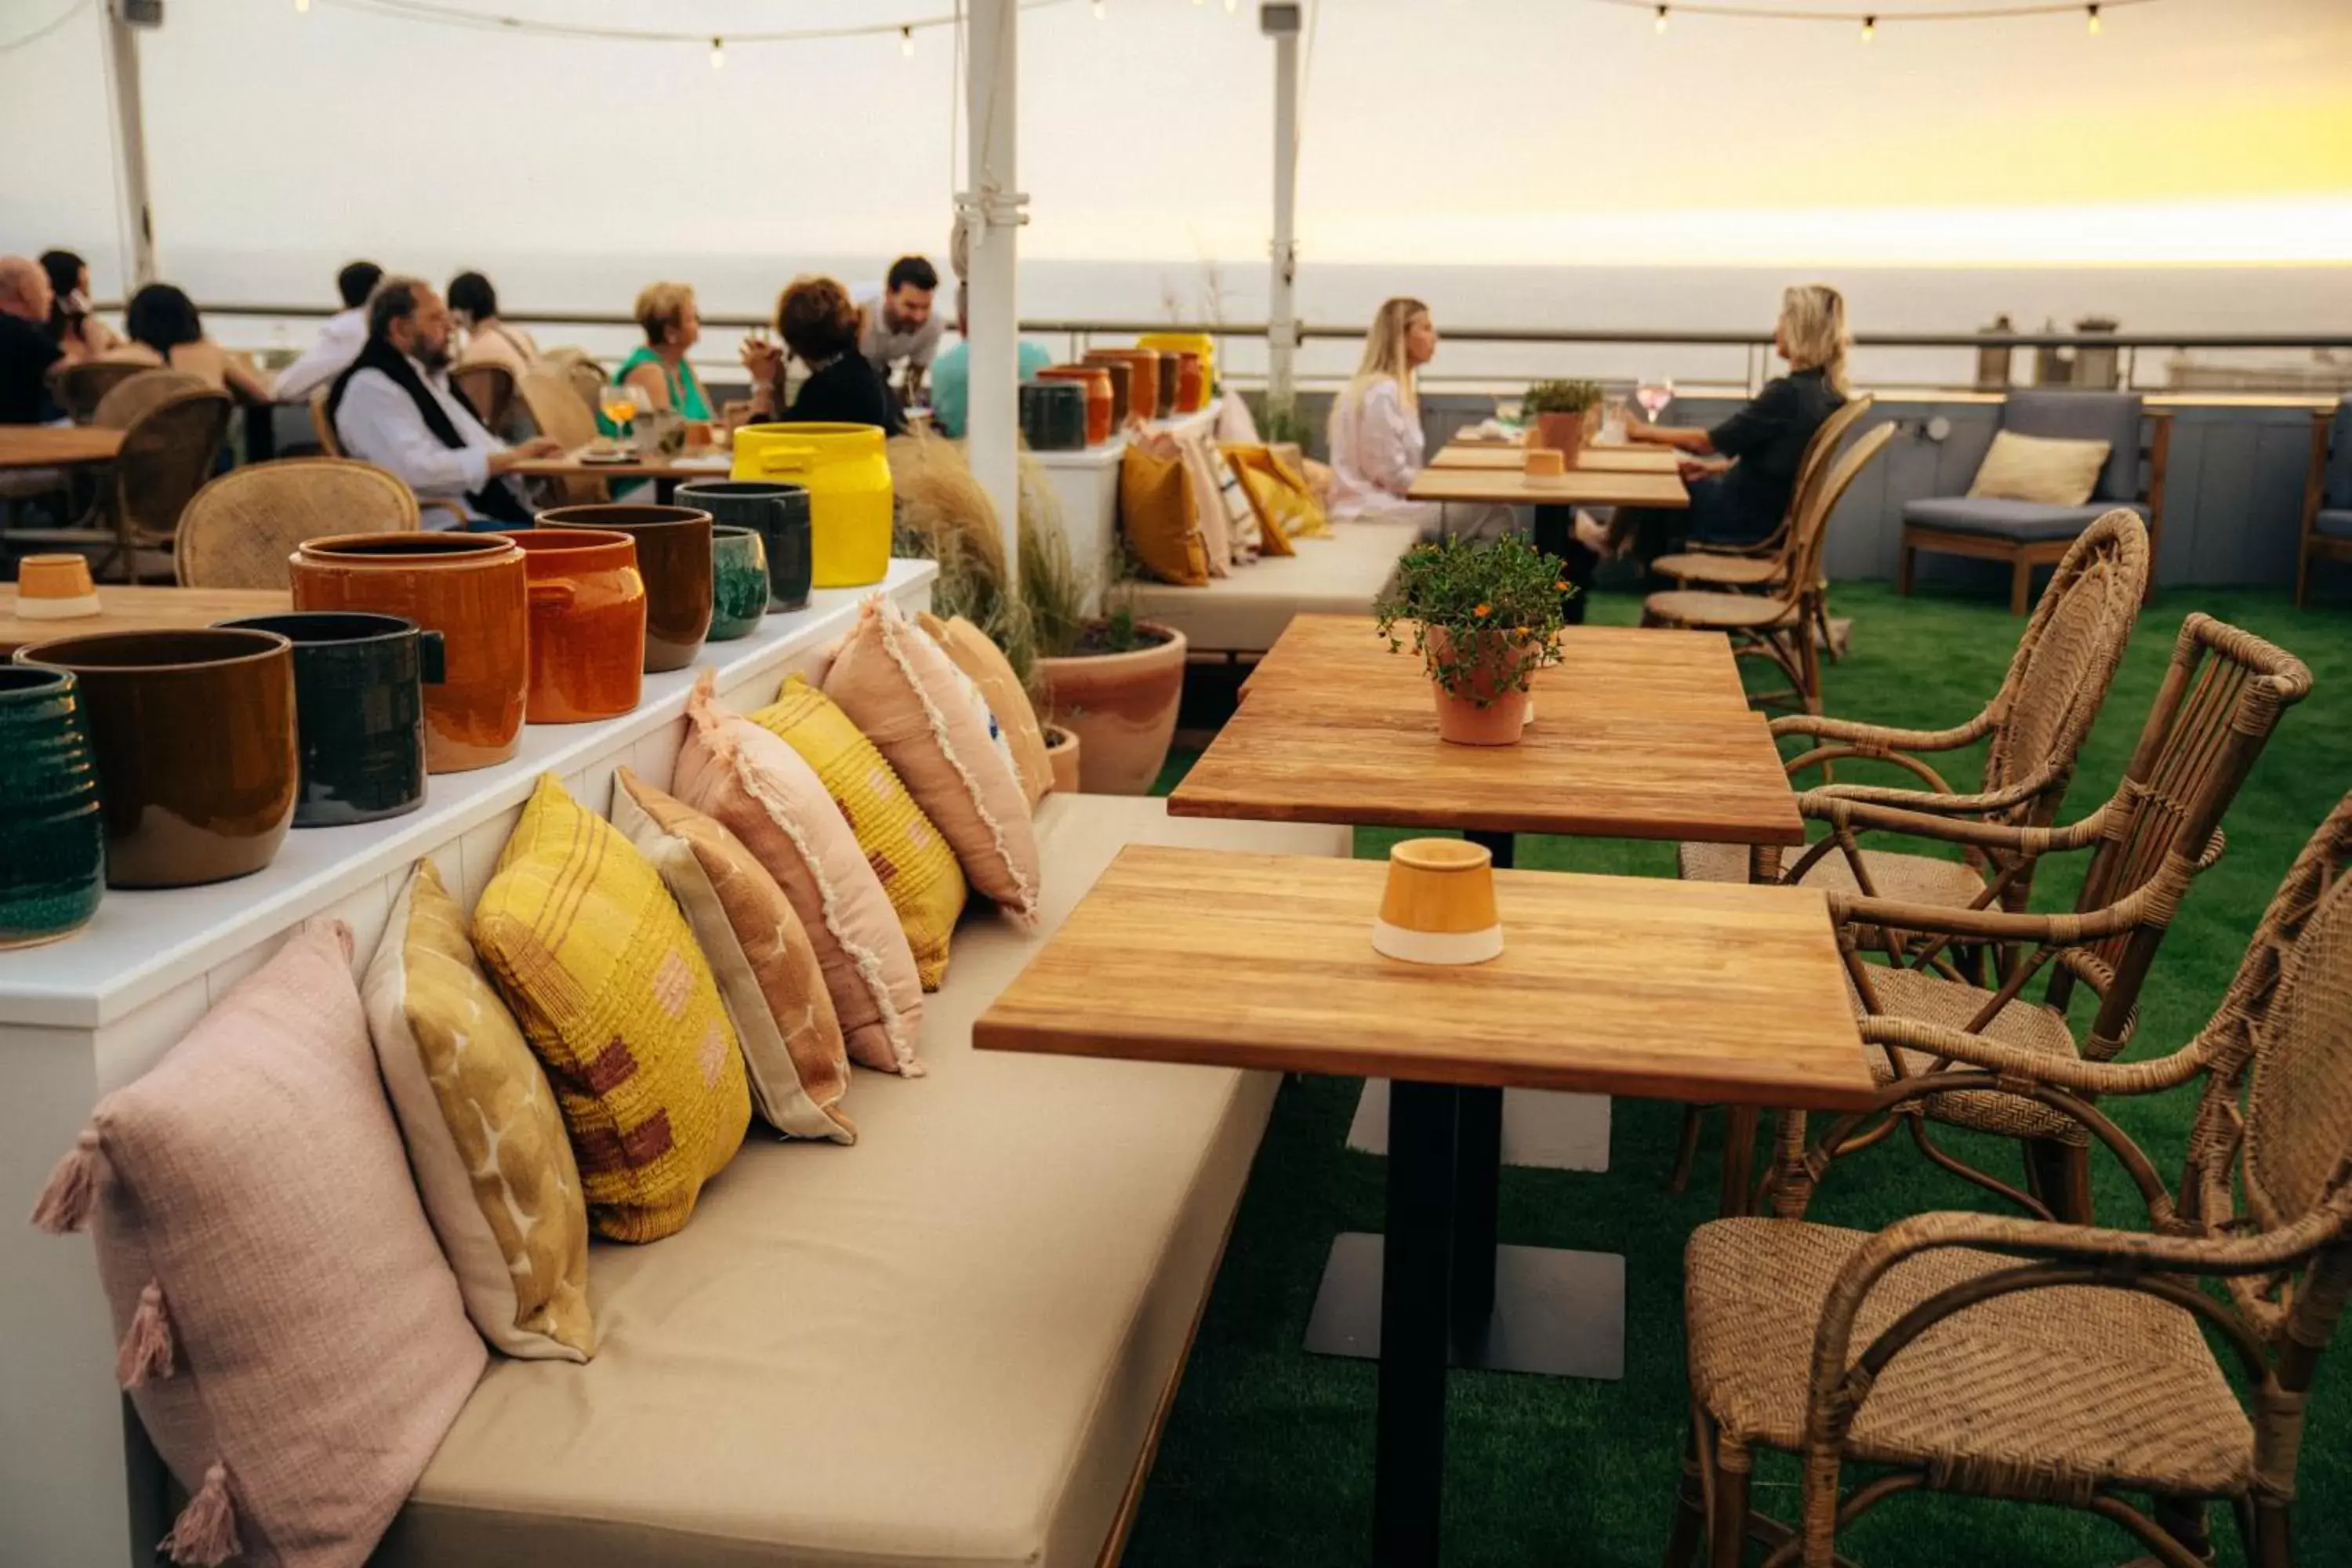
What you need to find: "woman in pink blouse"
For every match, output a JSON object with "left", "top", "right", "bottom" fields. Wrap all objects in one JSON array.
[{"left": 1327, "top": 297, "right": 1505, "bottom": 540}]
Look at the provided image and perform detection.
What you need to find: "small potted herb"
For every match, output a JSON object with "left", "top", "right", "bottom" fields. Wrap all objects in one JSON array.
[
  {"left": 1523, "top": 379, "right": 1602, "bottom": 464},
  {"left": 1375, "top": 535, "right": 1572, "bottom": 746}
]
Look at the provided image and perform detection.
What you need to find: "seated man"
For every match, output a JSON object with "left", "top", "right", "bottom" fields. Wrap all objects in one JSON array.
[
  {"left": 0, "top": 256, "right": 63, "bottom": 425},
  {"left": 852, "top": 255, "right": 943, "bottom": 405},
  {"left": 926, "top": 283, "right": 1051, "bottom": 440},
  {"left": 328, "top": 278, "right": 556, "bottom": 526},
  {"left": 274, "top": 260, "right": 383, "bottom": 404}
]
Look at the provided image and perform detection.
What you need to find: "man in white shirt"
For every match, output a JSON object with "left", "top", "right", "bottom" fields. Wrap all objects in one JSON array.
[
  {"left": 328, "top": 278, "right": 557, "bottom": 526},
  {"left": 274, "top": 260, "right": 383, "bottom": 404},
  {"left": 851, "top": 256, "right": 943, "bottom": 403}
]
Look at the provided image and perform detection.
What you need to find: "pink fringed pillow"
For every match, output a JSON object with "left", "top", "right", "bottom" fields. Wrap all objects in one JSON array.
[
  {"left": 822, "top": 594, "right": 1044, "bottom": 927},
  {"left": 31, "top": 920, "right": 485, "bottom": 1568},
  {"left": 671, "top": 672, "right": 926, "bottom": 1076}
]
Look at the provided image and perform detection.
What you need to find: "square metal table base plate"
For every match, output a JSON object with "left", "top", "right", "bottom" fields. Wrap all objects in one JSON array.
[
  {"left": 1304, "top": 1232, "right": 1627, "bottom": 1380},
  {"left": 1348, "top": 1081, "right": 1612, "bottom": 1172}
]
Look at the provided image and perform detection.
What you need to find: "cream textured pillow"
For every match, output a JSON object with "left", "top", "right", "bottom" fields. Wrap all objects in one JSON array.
[
  {"left": 612, "top": 769, "right": 856, "bottom": 1142},
  {"left": 33, "top": 920, "right": 485, "bottom": 1568},
  {"left": 365, "top": 860, "right": 595, "bottom": 1362},
  {"left": 822, "top": 593, "right": 1044, "bottom": 927},
  {"left": 670, "top": 672, "right": 926, "bottom": 1076},
  {"left": 1967, "top": 430, "right": 2112, "bottom": 506},
  {"left": 919, "top": 612, "right": 1054, "bottom": 807}
]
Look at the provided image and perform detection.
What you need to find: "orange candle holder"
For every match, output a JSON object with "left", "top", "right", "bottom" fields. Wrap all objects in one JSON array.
[
  {"left": 16, "top": 554, "right": 100, "bottom": 620},
  {"left": 1372, "top": 837, "right": 1503, "bottom": 966}
]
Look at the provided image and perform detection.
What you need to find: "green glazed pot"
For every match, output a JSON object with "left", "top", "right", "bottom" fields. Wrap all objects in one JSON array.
[
  {"left": 707, "top": 524, "right": 771, "bottom": 642},
  {"left": 0, "top": 664, "right": 105, "bottom": 948}
]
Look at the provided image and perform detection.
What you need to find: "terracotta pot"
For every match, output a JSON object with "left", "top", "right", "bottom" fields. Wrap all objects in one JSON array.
[
  {"left": 492, "top": 528, "right": 647, "bottom": 723},
  {"left": 0, "top": 664, "right": 104, "bottom": 946},
  {"left": 706, "top": 524, "right": 770, "bottom": 642},
  {"left": 1087, "top": 349, "right": 1162, "bottom": 422},
  {"left": 16, "top": 628, "right": 298, "bottom": 887},
  {"left": 540, "top": 503, "right": 713, "bottom": 673},
  {"left": 1037, "top": 366, "right": 1114, "bottom": 445},
  {"left": 288, "top": 532, "right": 528, "bottom": 773},
  {"left": 1425, "top": 626, "right": 1538, "bottom": 747},
  {"left": 1534, "top": 412, "right": 1587, "bottom": 465},
  {"left": 1173, "top": 351, "right": 1206, "bottom": 414},
  {"left": 1042, "top": 723, "right": 1082, "bottom": 796},
  {"left": 1033, "top": 622, "right": 1186, "bottom": 796}
]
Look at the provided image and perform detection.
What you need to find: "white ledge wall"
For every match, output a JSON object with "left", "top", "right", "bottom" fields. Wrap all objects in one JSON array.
[{"left": 0, "top": 560, "right": 935, "bottom": 1568}]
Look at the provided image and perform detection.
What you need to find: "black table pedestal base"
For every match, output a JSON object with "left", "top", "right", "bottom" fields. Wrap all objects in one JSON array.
[{"left": 1305, "top": 1232, "right": 1628, "bottom": 1379}]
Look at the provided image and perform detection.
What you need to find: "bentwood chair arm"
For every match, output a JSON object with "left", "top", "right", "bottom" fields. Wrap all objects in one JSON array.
[
  {"left": 1769, "top": 707, "right": 1997, "bottom": 756},
  {"left": 1827, "top": 881, "right": 2152, "bottom": 947},
  {"left": 1857, "top": 1015, "right": 2216, "bottom": 1099},
  {"left": 1799, "top": 793, "right": 2112, "bottom": 856},
  {"left": 1798, "top": 772, "right": 2059, "bottom": 820}
]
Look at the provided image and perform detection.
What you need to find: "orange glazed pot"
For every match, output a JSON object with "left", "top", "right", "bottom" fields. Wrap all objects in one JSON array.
[
  {"left": 1173, "top": 351, "right": 1206, "bottom": 414},
  {"left": 1086, "top": 349, "right": 1162, "bottom": 422},
  {"left": 289, "top": 532, "right": 528, "bottom": 772},
  {"left": 1037, "top": 366, "right": 1114, "bottom": 445},
  {"left": 492, "top": 528, "right": 647, "bottom": 723}
]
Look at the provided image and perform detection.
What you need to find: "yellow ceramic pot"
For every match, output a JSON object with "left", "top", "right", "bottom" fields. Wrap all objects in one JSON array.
[{"left": 731, "top": 422, "right": 893, "bottom": 588}]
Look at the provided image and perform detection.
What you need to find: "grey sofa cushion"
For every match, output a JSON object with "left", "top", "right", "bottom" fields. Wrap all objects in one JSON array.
[
  {"left": 2327, "top": 397, "right": 2352, "bottom": 511},
  {"left": 1905, "top": 496, "right": 2148, "bottom": 542},
  {"left": 2002, "top": 390, "right": 2143, "bottom": 501},
  {"left": 2317, "top": 508, "right": 2352, "bottom": 542}
]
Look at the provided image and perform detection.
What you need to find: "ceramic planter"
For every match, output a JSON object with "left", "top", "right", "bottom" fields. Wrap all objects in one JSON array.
[
  {"left": 540, "top": 503, "right": 713, "bottom": 673},
  {"left": 0, "top": 665, "right": 104, "bottom": 946},
  {"left": 1155, "top": 354, "right": 1181, "bottom": 423},
  {"left": 1020, "top": 381, "right": 1089, "bottom": 452},
  {"left": 1173, "top": 351, "right": 1206, "bottom": 415},
  {"left": 707, "top": 525, "right": 770, "bottom": 641},
  {"left": 674, "top": 478, "right": 813, "bottom": 612},
  {"left": 1087, "top": 349, "right": 1161, "bottom": 422},
  {"left": 1425, "top": 625, "right": 1538, "bottom": 747},
  {"left": 1042, "top": 723, "right": 1082, "bottom": 796},
  {"left": 17, "top": 628, "right": 298, "bottom": 887},
  {"left": 730, "top": 423, "right": 893, "bottom": 588},
  {"left": 1534, "top": 412, "right": 1588, "bottom": 466},
  {"left": 214, "top": 612, "right": 444, "bottom": 828},
  {"left": 1036, "top": 366, "right": 1114, "bottom": 445},
  {"left": 1076, "top": 360, "right": 1131, "bottom": 428},
  {"left": 288, "top": 532, "right": 529, "bottom": 773},
  {"left": 493, "top": 527, "right": 648, "bottom": 723},
  {"left": 1033, "top": 621, "right": 1187, "bottom": 796}
]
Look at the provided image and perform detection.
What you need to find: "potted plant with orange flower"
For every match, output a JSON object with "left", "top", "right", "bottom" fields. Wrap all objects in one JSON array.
[{"left": 1375, "top": 534, "right": 1572, "bottom": 746}]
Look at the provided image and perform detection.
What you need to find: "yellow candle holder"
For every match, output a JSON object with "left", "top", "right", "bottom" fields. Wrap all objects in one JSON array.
[
  {"left": 16, "top": 554, "right": 100, "bottom": 620},
  {"left": 1372, "top": 837, "right": 1503, "bottom": 966}
]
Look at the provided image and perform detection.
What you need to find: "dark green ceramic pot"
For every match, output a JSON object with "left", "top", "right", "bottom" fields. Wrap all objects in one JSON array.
[
  {"left": 707, "top": 525, "right": 771, "bottom": 642},
  {"left": 216, "top": 612, "right": 445, "bottom": 828},
  {"left": 0, "top": 665, "right": 105, "bottom": 947}
]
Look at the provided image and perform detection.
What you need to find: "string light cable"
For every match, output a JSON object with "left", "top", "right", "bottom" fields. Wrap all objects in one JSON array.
[
  {"left": 1625, "top": 0, "right": 2155, "bottom": 27},
  {"left": 0, "top": 0, "right": 91, "bottom": 54},
  {"left": 314, "top": 0, "right": 1071, "bottom": 55}
]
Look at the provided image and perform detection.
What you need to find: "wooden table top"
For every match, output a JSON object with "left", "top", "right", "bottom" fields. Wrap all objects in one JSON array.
[
  {"left": 1430, "top": 444, "right": 1679, "bottom": 473},
  {"left": 1408, "top": 463, "right": 1688, "bottom": 510},
  {"left": 0, "top": 585, "right": 291, "bottom": 654},
  {"left": 0, "top": 426, "right": 124, "bottom": 472},
  {"left": 1174, "top": 615, "right": 1801, "bottom": 847},
  {"left": 504, "top": 447, "right": 737, "bottom": 482},
  {"left": 975, "top": 845, "right": 1871, "bottom": 1109}
]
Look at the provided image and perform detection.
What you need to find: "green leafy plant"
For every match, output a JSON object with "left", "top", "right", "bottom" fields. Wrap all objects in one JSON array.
[
  {"left": 1259, "top": 397, "right": 1314, "bottom": 449},
  {"left": 1374, "top": 535, "right": 1573, "bottom": 706},
  {"left": 1523, "top": 378, "right": 1602, "bottom": 416}
]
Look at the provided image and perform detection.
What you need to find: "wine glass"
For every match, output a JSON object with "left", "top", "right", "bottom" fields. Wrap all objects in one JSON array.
[
  {"left": 599, "top": 383, "right": 647, "bottom": 448},
  {"left": 1635, "top": 377, "right": 1675, "bottom": 423}
]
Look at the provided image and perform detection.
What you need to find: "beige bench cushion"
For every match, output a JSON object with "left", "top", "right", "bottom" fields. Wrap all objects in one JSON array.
[
  {"left": 375, "top": 796, "right": 1348, "bottom": 1568},
  {"left": 1125, "top": 518, "right": 1420, "bottom": 655}
]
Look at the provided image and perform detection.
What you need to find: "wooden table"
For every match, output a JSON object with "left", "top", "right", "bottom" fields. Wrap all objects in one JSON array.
[
  {"left": 975, "top": 844, "right": 1870, "bottom": 1567},
  {"left": 1429, "top": 442, "right": 1678, "bottom": 473},
  {"left": 0, "top": 426, "right": 123, "bottom": 472},
  {"left": 504, "top": 446, "right": 735, "bottom": 503},
  {"left": 1408, "top": 462, "right": 1687, "bottom": 510},
  {"left": 0, "top": 585, "right": 290, "bottom": 655}
]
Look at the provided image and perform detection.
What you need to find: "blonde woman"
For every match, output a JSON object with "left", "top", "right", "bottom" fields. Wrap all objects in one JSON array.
[
  {"left": 1327, "top": 297, "right": 1508, "bottom": 541},
  {"left": 611, "top": 281, "right": 711, "bottom": 423}
]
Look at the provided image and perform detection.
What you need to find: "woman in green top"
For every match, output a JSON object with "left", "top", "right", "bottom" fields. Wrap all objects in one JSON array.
[{"left": 605, "top": 280, "right": 712, "bottom": 432}]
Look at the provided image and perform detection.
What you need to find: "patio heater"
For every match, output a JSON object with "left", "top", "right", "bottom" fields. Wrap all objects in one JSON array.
[{"left": 1261, "top": 4, "right": 1303, "bottom": 423}]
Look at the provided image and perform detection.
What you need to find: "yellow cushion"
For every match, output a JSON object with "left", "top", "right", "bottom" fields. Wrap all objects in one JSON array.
[
  {"left": 365, "top": 859, "right": 596, "bottom": 1360},
  {"left": 473, "top": 774, "right": 750, "bottom": 1243},
  {"left": 1967, "top": 430, "right": 2111, "bottom": 506},
  {"left": 1226, "top": 444, "right": 1330, "bottom": 540},
  {"left": 1120, "top": 441, "right": 1210, "bottom": 586},
  {"left": 750, "top": 674, "right": 967, "bottom": 990},
  {"left": 919, "top": 612, "right": 1054, "bottom": 808}
]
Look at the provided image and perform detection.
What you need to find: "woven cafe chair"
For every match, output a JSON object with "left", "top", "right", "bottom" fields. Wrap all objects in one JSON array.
[
  {"left": 516, "top": 366, "right": 608, "bottom": 505},
  {"left": 453, "top": 361, "right": 517, "bottom": 436},
  {"left": 6, "top": 384, "right": 231, "bottom": 582},
  {"left": 1779, "top": 615, "right": 2310, "bottom": 1225},
  {"left": 1667, "top": 511, "right": 2147, "bottom": 1196},
  {"left": 48, "top": 359, "right": 151, "bottom": 425},
  {"left": 1642, "top": 421, "right": 1895, "bottom": 713},
  {"left": 1653, "top": 394, "right": 1877, "bottom": 593},
  {"left": 308, "top": 388, "right": 346, "bottom": 457},
  {"left": 91, "top": 368, "right": 205, "bottom": 430},
  {"left": 1667, "top": 789, "right": 2352, "bottom": 1568},
  {"left": 175, "top": 458, "right": 419, "bottom": 590}
]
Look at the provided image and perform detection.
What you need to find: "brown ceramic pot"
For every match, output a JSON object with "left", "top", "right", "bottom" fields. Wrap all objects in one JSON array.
[
  {"left": 1032, "top": 621, "right": 1187, "bottom": 796},
  {"left": 1037, "top": 367, "right": 1114, "bottom": 446},
  {"left": 1155, "top": 354, "right": 1181, "bottom": 422},
  {"left": 492, "top": 528, "right": 647, "bottom": 723},
  {"left": 1173, "top": 351, "right": 1206, "bottom": 414},
  {"left": 289, "top": 532, "right": 529, "bottom": 773},
  {"left": 540, "top": 504, "right": 713, "bottom": 673},
  {"left": 1086, "top": 349, "right": 1162, "bottom": 423},
  {"left": 16, "top": 628, "right": 298, "bottom": 887}
]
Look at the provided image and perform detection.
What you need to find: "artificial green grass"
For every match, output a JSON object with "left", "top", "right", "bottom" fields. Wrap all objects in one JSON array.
[{"left": 1122, "top": 579, "right": 2352, "bottom": 1567}]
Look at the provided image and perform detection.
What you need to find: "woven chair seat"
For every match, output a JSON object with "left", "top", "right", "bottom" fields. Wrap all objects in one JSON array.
[
  {"left": 1679, "top": 840, "right": 1987, "bottom": 908},
  {"left": 1686, "top": 1217, "right": 2252, "bottom": 1501},
  {"left": 1652, "top": 551, "right": 1781, "bottom": 589},
  {"left": 1854, "top": 967, "right": 2089, "bottom": 1144},
  {"left": 1643, "top": 588, "right": 1798, "bottom": 630}
]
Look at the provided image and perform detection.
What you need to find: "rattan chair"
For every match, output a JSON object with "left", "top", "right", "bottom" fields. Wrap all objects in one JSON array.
[
  {"left": 1668, "top": 789, "right": 2352, "bottom": 1568},
  {"left": 516, "top": 366, "right": 607, "bottom": 505},
  {"left": 175, "top": 458, "right": 419, "bottom": 589},
  {"left": 1642, "top": 422, "right": 1895, "bottom": 713},
  {"left": 1653, "top": 394, "right": 1877, "bottom": 593},
  {"left": 7, "top": 384, "right": 231, "bottom": 581},
  {"left": 453, "top": 362, "right": 517, "bottom": 437},
  {"left": 47, "top": 359, "right": 151, "bottom": 425},
  {"left": 91, "top": 368, "right": 205, "bottom": 430},
  {"left": 1784, "top": 615, "right": 2310, "bottom": 1225},
  {"left": 2295, "top": 395, "right": 2350, "bottom": 607},
  {"left": 309, "top": 389, "right": 345, "bottom": 457}
]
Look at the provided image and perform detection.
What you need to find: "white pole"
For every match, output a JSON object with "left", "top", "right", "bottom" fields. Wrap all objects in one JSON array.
[
  {"left": 963, "top": 0, "right": 1025, "bottom": 586},
  {"left": 101, "top": 1, "right": 159, "bottom": 288},
  {"left": 1262, "top": 4, "right": 1301, "bottom": 422}
]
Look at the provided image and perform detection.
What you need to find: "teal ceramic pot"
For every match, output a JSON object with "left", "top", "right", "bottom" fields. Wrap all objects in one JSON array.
[
  {"left": 0, "top": 665, "right": 105, "bottom": 947},
  {"left": 707, "top": 525, "right": 771, "bottom": 641}
]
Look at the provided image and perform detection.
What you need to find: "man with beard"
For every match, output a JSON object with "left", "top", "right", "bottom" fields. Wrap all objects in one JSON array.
[{"left": 328, "top": 277, "right": 557, "bottom": 525}]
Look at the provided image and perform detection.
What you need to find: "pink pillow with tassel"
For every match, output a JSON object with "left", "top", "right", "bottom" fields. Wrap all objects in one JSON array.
[{"left": 30, "top": 920, "right": 485, "bottom": 1567}]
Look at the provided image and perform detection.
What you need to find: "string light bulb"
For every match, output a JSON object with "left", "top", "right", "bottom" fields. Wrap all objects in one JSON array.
[
  {"left": 1860, "top": 13, "right": 1875, "bottom": 40},
  {"left": 710, "top": 35, "right": 724, "bottom": 69},
  {"left": 1092, "top": 0, "right": 1105, "bottom": 15},
  {"left": 899, "top": 24, "right": 914, "bottom": 56},
  {"left": 1225, "top": 0, "right": 1239, "bottom": 12},
  {"left": 1654, "top": 5, "right": 1668, "bottom": 33},
  {"left": 294, "top": 0, "right": 309, "bottom": 12},
  {"left": 2086, "top": 4, "right": 2101, "bottom": 33}
]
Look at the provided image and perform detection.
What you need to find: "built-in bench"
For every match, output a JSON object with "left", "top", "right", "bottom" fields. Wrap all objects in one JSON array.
[{"left": 1125, "top": 518, "right": 1423, "bottom": 658}]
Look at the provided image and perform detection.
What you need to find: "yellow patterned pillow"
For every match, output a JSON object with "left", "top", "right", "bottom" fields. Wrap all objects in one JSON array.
[
  {"left": 750, "top": 674, "right": 967, "bottom": 990},
  {"left": 365, "top": 859, "right": 596, "bottom": 1359},
  {"left": 1226, "top": 443, "right": 1328, "bottom": 543},
  {"left": 473, "top": 774, "right": 750, "bottom": 1243}
]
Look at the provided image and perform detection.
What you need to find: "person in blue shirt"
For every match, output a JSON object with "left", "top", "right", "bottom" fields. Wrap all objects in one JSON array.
[{"left": 926, "top": 284, "right": 1051, "bottom": 439}]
